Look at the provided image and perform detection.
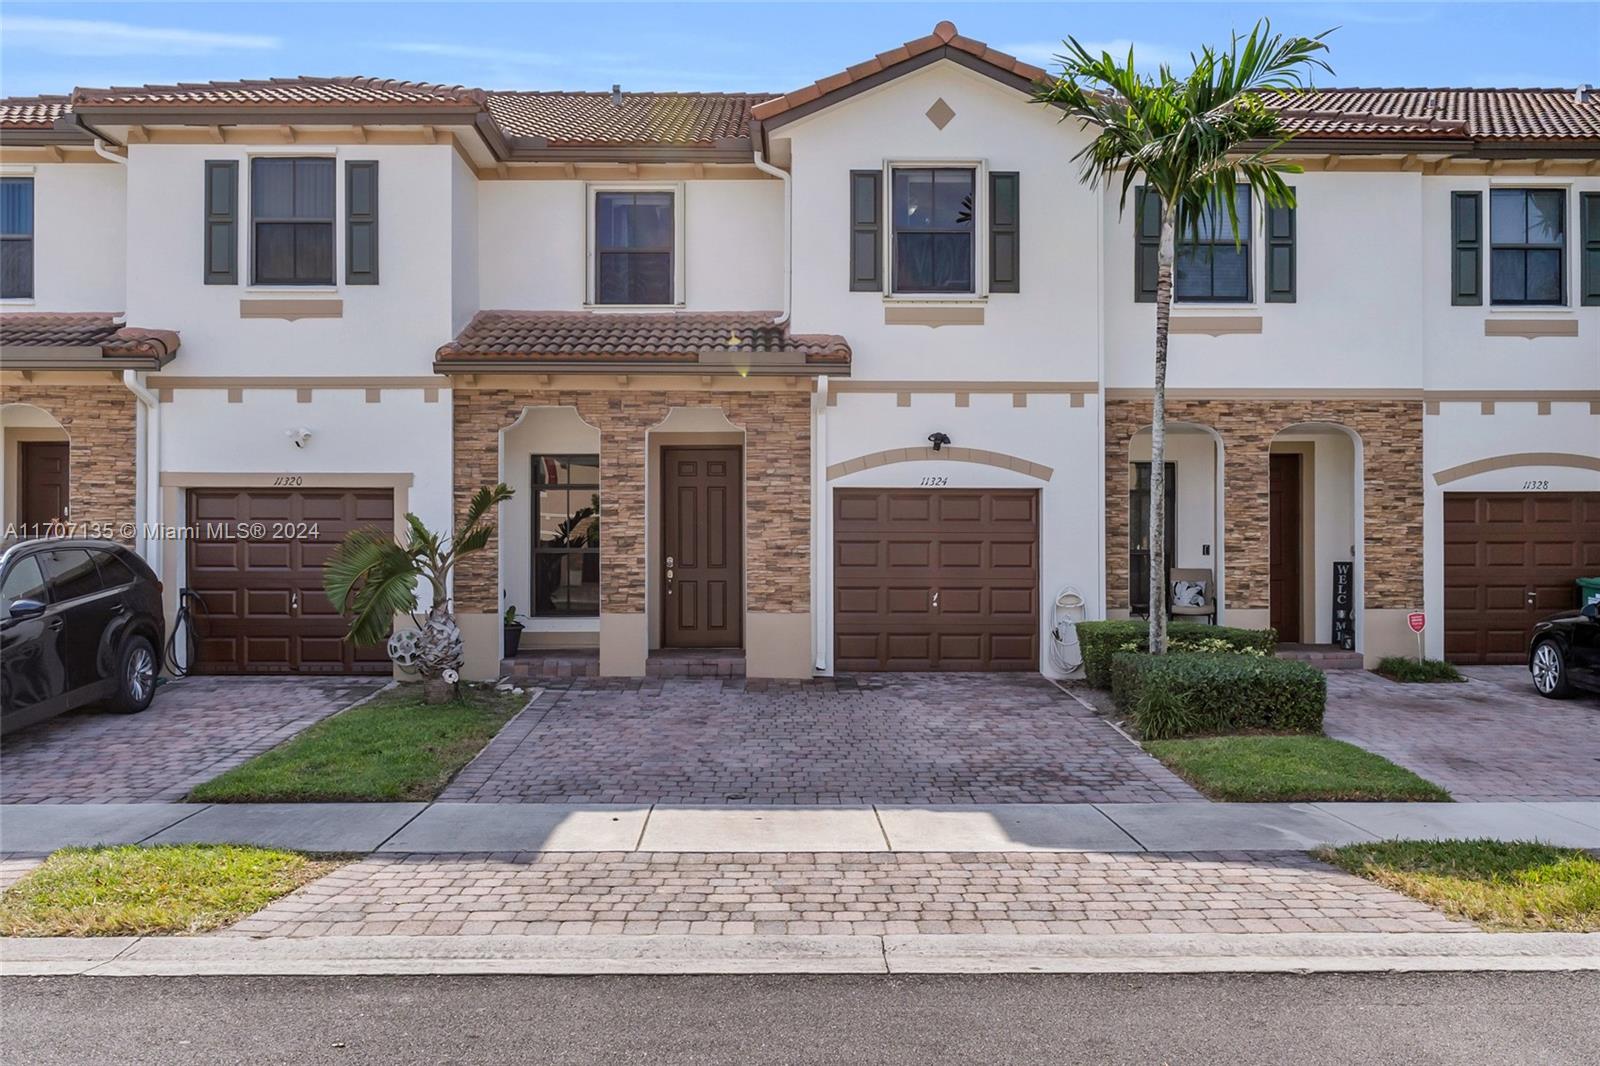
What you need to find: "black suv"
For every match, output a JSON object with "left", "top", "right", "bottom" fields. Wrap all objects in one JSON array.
[
  {"left": 1, "top": 539, "right": 165, "bottom": 733},
  {"left": 1528, "top": 601, "right": 1600, "bottom": 699}
]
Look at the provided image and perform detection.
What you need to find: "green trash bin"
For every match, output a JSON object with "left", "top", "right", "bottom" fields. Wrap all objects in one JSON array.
[{"left": 1578, "top": 576, "right": 1600, "bottom": 608}]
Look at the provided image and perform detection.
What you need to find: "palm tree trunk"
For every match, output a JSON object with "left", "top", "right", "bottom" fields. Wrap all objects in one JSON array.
[{"left": 1149, "top": 209, "right": 1176, "bottom": 655}]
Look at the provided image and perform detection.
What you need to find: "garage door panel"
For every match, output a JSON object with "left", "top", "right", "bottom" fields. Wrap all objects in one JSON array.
[
  {"left": 833, "top": 488, "right": 1039, "bottom": 672},
  {"left": 188, "top": 488, "right": 393, "bottom": 675},
  {"left": 1443, "top": 491, "right": 1600, "bottom": 665}
]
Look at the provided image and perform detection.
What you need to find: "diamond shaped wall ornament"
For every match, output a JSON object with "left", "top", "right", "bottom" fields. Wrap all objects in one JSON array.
[{"left": 925, "top": 97, "right": 955, "bottom": 130}]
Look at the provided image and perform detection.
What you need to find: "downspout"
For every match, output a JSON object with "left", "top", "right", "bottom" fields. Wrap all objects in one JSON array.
[
  {"left": 91, "top": 138, "right": 125, "bottom": 165},
  {"left": 811, "top": 374, "right": 829, "bottom": 672},
  {"left": 121, "top": 370, "right": 161, "bottom": 576},
  {"left": 750, "top": 149, "right": 791, "bottom": 325}
]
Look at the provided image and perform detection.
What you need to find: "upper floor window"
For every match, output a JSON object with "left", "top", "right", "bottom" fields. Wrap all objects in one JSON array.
[
  {"left": 1176, "top": 186, "right": 1251, "bottom": 303},
  {"left": 251, "top": 157, "right": 334, "bottom": 285},
  {"left": 594, "top": 190, "right": 674, "bottom": 305},
  {"left": 1, "top": 176, "right": 34, "bottom": 299},
  {"left": 891, "top": 167, "right": 975, "bottom": 294},
  {"left": 1491, "top": 188, "right": 1564, "bottom": 305}
]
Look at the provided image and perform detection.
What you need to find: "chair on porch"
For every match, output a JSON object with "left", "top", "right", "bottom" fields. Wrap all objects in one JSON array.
[{"left": 1168, "top": 567, "right": 1216, "bottom": 626}]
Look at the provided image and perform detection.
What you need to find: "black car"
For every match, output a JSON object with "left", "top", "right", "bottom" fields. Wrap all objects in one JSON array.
[
  {"left": 1528, "top": 601, "right": 1600, "bottom": 699},
  {"left": 1, "top": 538, "right": 165, "bottom": 733}
]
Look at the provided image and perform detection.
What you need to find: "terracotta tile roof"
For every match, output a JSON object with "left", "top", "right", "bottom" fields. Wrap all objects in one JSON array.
[
  {"left": 437, "top": 311, "right": 849, "bottom": 366},
  {"left": 1272, "top": 88, "right": 1600, "bottom": 142},
  {"left": 487, "top": 92, "right": 764, "bottom": 147},
  {"left": 751, "top": 20, "right": 1046, "bottom": 123},
  {"left": 0, "top": 313, "right": 180, "bottom": 359},
  {"left": 70, "top": 76, "right": 486, "bottom": 110},
  {"left": 0, "top": 95, "right": 73, "bottom": 129}
]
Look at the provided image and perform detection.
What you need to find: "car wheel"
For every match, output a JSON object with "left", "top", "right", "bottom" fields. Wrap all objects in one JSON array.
[
  {"left": 1530, "top": 641, "right": 1573, "bottom": 700},
  {"left": 107, "top": 635, "right": 159, "bottom": 714}
]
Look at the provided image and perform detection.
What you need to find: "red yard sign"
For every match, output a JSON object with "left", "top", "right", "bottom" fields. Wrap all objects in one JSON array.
[{"left": 1407, "top": 612, "right": 1426, "bottom": 633}]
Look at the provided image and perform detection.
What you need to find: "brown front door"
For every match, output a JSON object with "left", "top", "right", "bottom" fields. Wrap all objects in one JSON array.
[
  {"left": 833, "top": 489, "right": 1039, "bottom": 671},
  {"left": 662, "top": 447, "right": 743, "bottom": 648},
  {"left": 1269, "top": 453, "right": 1303, "bottom": 642},
  {"left": 186, "top": 488, "right": 394, "bottom": 674},
  {"left": 1444, "top": 492, "right": 1600, "bottom": 664},
  {"left": 18, "top": 441, "right": 69, "bottom": 531}
]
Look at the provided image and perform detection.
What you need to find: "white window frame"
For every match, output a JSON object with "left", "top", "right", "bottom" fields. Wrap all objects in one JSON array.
[
  {"left": 585, "top": 182, "right": 686, "bottom": 308},
  {"left": 1486, "top": 180, "right": 1572, "bottom": 311},
  {"left": 883, "top": 159, "right": 988, "bottom": 301},
  {"left": 1, "top": 165, "right": 37, "bottom": 305},
  {"left": 242, "top": 148, "right": 342, "bottom": 294},
  {"left": 1172, "top": 184, "right": 1263, "bottom": 311}
]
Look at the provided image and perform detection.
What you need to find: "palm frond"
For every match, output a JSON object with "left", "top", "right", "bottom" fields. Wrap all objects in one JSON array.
[
  {"left": 345, "top": 561, "right": 419, "bottom": 647},
  {"left": 322, "top": 525, "right": 420, "bottom": 646}
]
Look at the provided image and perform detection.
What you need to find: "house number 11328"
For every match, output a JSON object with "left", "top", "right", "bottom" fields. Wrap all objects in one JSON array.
[
  {"left": 920, "top": 476, "right": 949, "bottom": 487},
  {"left": 1521, "top": 480, "right": 1549, "bottom": 490}
]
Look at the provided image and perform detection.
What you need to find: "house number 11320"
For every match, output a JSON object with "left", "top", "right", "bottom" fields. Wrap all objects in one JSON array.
[{"left": 920, "top": 476, "right": 949, "bottom": 487}]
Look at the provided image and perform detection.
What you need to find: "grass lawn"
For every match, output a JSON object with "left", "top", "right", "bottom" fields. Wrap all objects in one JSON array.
[
  {"left": 1318, "top": 840, "right": 1600, "bottom": 932},
  {"left": 189, "top": 684, "right": 528, "bottom": 803},
  {"left": 0, "top": 845, "right": 337, "bottom": 937},
  {"left": 1144, "top": 734, "right": 1451, "bottom": 802},
  {"left": 1374, "top": 656, "right": 1467, "bottom": 683}
]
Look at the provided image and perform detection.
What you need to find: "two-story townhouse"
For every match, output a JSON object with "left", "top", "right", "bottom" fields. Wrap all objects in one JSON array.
[{"left": 3, "top": 20, "right": 1596, "bottom": 683}]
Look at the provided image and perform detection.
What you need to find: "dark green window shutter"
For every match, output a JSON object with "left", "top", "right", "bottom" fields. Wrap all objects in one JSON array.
[
  {"left": 1265, "top": 191, "right": 1296, "bottom": 303},
  {"left": 849, "top": 170, "right": 882, "bottom": 292},
  {"left": 1580, "top": 192, "right": 1600, "bottom": 307},
  {"left": 345, "top": 160, "right": 379, "bottom": 285},
  {"left": 989, "top": 171, "right": 1020, "bottom": 293},
  {"left": 203, "top": 160, "right": 237, "bottom": 285},
  {"left": 1134, "top": 186, "right": 1160, "bottom": 302},
  {"left": 1451, "top": 191, "right": 1482, "bottom": 306}
]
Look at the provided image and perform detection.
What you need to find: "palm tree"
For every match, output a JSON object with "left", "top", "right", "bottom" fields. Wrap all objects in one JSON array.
[
  {"left": 1036, "top": 20, "right": 1331, "bottom": 654},
  {"left": 324, "top": 483, "right": 514, "bottom": 701}
]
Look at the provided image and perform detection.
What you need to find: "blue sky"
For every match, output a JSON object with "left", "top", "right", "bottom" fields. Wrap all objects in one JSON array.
[{"left": 2, "top": 2, "right": 1595, "bottom": 99}]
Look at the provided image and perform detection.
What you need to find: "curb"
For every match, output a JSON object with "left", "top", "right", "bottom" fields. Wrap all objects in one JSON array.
[{"left": 5, "top": 932, "right": 1597, "bottom": 977}]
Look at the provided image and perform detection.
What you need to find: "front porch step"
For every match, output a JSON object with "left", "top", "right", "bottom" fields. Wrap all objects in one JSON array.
[
  {"left": 1275, "top": 644, "right": 1365, "bottom": 671},
  {"left": 501, "top": 650, "right": 599, "bottom": 681},
  {"left": 646, "top": 650, "right": 746, "bottom": 679}
]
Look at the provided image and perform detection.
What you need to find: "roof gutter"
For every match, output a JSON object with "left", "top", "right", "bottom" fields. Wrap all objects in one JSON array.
[{"left": 751, "top": 149, "right": 792, "bottom": 326}]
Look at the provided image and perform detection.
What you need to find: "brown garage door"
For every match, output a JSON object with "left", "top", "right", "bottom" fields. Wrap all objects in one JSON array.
[
  {"left": 1443, "top": 492, "right": 1600, "bottom": 664},
  {"left": 834, "top": 489, "right": 1039, "bottom": 671},
  {"left": 187, "top": 488, "right": 394, "bottom": 674}
]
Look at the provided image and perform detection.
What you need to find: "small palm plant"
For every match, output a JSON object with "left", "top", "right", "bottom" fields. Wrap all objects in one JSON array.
[
  {"left": 324, "top": 483, "right": 514, "bottom": 702},
  {"left": 1036, "top": 20, "right": 1331, "bottom": 654}
]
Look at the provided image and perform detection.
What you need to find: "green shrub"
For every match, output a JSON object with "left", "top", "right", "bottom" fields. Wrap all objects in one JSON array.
[
  {"left": 1110, "top": 651, "right": 1325, "bottom": 739},
  {"left": 1077, "top": 620, "right": 1277, "bottom": 688},
  {"left": 1375, "top": 656, "right": 1466, "bottom": 683}
]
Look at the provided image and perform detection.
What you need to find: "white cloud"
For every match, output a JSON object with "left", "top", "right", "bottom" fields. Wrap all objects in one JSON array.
[
  {"left": 1, "top": 16, "right": 278, "bottom": 57},
  {"left": 1002, "top": 38, "right": 1193, "bottom": 73}
]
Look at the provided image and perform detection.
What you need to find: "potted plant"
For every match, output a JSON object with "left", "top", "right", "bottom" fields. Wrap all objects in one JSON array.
[
  {"left": 503, "top": 605, "right": 524, "bottom": 659},
  {"left": 324, "top": 482, "right": 514, "bottom": 704}
]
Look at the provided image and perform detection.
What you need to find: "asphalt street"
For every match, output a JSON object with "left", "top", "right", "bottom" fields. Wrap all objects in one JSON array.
[{"left": 3, "top": 972, "right": 1597, "bottom": 1065}]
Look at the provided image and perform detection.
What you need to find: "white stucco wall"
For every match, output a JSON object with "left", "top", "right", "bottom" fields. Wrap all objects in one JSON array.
[
  {"left": 123, "top": 143, "right": 457, "bottom": 377},
  {"left": 477, "top": 178, "right": 783, "bottom": 311},
  {"left": 450, "top": 152, "right": 480, "bottom": 334},
  {"left": 3, "top": 162, "right": 126, "bottom": 313}
]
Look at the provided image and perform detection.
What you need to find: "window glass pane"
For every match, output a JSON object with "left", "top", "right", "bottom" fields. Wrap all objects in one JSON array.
[
  {"left": 1, "top": 555, "right": 48, "bottom": 618},
  {"left": 1524, "top": 248, "right": 1562, "bottom": 302},
  {"left": 94, "top": 551, "right": 138, "bottom": 588},
  {"left": 294, "top": 222, "right": 334, "bottom": 283},
  {"left": 1526, "top": 190, "right": 1563, "bottom": 245},
  {"left": 931, "top": 169, "right": 974, "bottom": 227},
  {"left": 1, "top": 239, "right": 33, "bottom": 299},
  {"left": 629, "top": 193, "right": 672, "bottom": 248},
  {"left": 628, "top": 251, "right": 672, "bottom": 303},
  {"left": 252, "top": 159, "right": 296, "bottom": 218},
  {"left": 533, "top": 455, "right": 599, "bottom": 486},
  {"left": 596, "top": 250, "right": 630, "bottom": 303},
  {"left": 254, "top": 223, "right": 295, "bottom": 283},
  {"left": 534, "top": 551, "right": 599, "bottom": 616},
  {"left": 894, "top": 233, "right": 933, "bottom": 290},
  {"left": 1491, "top": 247, "right": 1526, "bottom": 302},
  {"left": 1211, "top": 244, "right": 1249, "bottom": 299},
  {"left": 41, "top": 549, "right": 102, "bottom": 602},
  {"left": 1490, "top": 189, "right": 1525, "bottom": 245},
  {"left": 931, "top": 233, "right": 973, "bottom": 291},
  {"left": 596, "top": 192, "right": 672, "bottom": 251},
  {"left": 294, "top": 159, "right": 334, "bottom": 219},
  {"left": 0, "top": 178, "right": 33, "bottom": 236},
  {"left": 1174, "top": 245, "right": 1210, "bottom": 299},
  {"left": 893, "top": 169, "right": 934, "bottom": 230}
]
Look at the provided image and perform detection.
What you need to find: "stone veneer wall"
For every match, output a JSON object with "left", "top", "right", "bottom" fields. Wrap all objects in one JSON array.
[
  {"left": 452, "top": 386, "right": 812, "bottom": 615},
  {"left": 0, "top": 381, "right": 138, "bottom": 540},
  {"left": 1105, "top": 398, "right": 1423, "bottom": 612}
]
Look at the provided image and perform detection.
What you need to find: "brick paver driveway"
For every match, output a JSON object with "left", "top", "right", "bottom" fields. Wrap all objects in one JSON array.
[
  {"left": 0, "top": 676, "right": 384, "bottom": 803},
  {"left": 1324, "top": 666, "right": 1600, "bottom": 801},
  {"left": 441, "top": 674, "right": 1199, "bottom": 805}
]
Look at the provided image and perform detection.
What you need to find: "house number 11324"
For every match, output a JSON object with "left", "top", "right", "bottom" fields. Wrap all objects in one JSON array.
[{"left": 919, "top": 476, "right": 949, "bottom": 487}]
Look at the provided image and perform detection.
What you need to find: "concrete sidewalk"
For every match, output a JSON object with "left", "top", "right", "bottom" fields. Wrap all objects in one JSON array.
[
  {"left": 4, "top": 800, "right": 1599, "bottom": 856},
  {"left": 5, "top": 931, "right": 1598, "bottom": 977}
]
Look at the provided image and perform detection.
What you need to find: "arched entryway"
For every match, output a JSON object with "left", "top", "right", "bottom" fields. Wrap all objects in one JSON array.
[
  {"left": 1, "top": 403, "right": 70, "bottom": 534},
  {"left": 1123, "top": 421, "right": 1226, "bottom": 621},
  {"left": 1268, "top": 422, "right": 1363, "bottom": 649}
]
